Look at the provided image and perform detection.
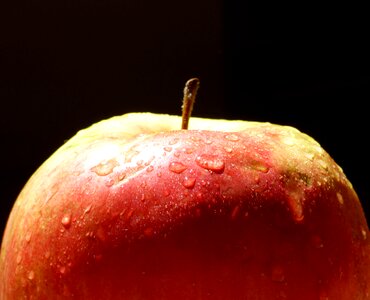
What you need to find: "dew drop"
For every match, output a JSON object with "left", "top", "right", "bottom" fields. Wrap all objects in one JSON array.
[
  {"left": 287, "top": 192, "right": 304, "bottom": 223},
  {"left": 28, "top": 270, "right": 35, "bottom": 280},
  {"left": 146, "top": 165, "right": 154, "bottom": 173},
  {"left": 311, "top": 234, "right": 324, "bottom": 248},
  {"left": 224, "top": 133, "right": 240, "bottom": 142},
  {"left": 91, "top": 159, "right": 119, "bottom": 176},
  {"left": 61, "top": 214, "right": 72, "bottom": 229},
  {"left": 361, "top": 227, "right": 367, "bottom": 240},
  {"left": 336, "top": 192, "right": 344, "bottom": 205},
  {"left": 144, "top": 227, "right": 154, "bottom": 237},
  {"left": 59, "top": 266, "right": 66, "bottom": 274},
  {"left": 16, "top": 254, "right": 22, "bottom": 264},
  {"left": 25, "top": 232, "right": 32, "bottom": 243},
  {"left": 164, "top": 146, "right": 172, "bottom": 152},
  {"left": 169, "top": 161, "right": 187, "bottom": 174},
  {"left": 271, "top": 264, "right": 285, "bottom": 282},
  {"left": 230, "top": 205, "right": 240, "bottom": 220},
  {"left": 195, "top": 154, "right": 225, "bottom": 173},
  {"left": 84, "top": 205, "right": 92, "bottom": 215},
  {"left": 183, "top": 177, "right": 196, "bottom": 189},
  {"left": 169, "top": 138, "right": 179, "bottom": 145},
  {"left": 224, "top": 146, "right": 233, "bottom": 153},
  {"left": 105, "top": 178, "right": 115, "bottom": 187},
  {"left": 250, "top": 161, "right": 269, "bottom": 173},
  {"left": 118, "top": 171, "right": 126, "bottom": 181}
]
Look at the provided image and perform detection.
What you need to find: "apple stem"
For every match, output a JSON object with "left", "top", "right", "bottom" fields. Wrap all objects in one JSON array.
[{"left": 181, "top": 78, "right": 200, "bottom": 130}]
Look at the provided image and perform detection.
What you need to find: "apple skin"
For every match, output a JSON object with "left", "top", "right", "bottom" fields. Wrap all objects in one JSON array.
[{"left": 1, "top": 113, "right": 369, "bottom": 299}]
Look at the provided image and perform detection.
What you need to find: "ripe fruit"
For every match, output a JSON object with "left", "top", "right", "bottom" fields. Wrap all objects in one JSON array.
[{"left": 1, "top": 79, "right": 369, "bottom": 299}]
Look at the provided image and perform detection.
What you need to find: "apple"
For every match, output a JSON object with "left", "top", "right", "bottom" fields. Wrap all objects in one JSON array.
[{"left": 1, "top": 79, "right": 369, "bottom": 299}]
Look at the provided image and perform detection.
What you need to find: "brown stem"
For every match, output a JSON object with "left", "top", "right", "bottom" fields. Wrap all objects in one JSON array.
[{"left": 181, "top": 78, "right": 200, "bottom": 130}]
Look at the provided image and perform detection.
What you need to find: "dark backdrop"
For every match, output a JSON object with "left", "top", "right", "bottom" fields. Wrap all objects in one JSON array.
[{"left": 1, "top": 0, "right": 369, "bottom": 237}]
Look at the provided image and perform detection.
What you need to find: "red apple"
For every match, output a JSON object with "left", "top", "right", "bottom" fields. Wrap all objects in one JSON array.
[{"left": 1, "top": 79, "right": 369, "bottom": 299}]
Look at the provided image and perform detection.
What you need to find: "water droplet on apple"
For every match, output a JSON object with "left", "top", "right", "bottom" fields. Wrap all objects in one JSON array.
[
  {"left": 44, "top": 251, "right": 51, "bottom": 259},
  {"left": 224, "top": 133, "right": 240, "bottom": 142},
  {"left": 61, "top": 214, "right": 72, "bottom": 229},
  {"left": 183, "top": 177, "right": 196, "bottom": 189},
  {"left": 195, "top": 155, "right": 225, "bottom": 173},
  {"left": 25, "top": 232, "right": 32, "bottom": 243},
  {"left": 118, "top": 171, "right": 126, "bottom": 181},
  {"left": 311, "top": 234, "right": 324, "bottom": 248},
  {"left": 319, "top": 290, "right": 329, "bottom": 300},
  {"left": 16, "top": 254, "right": 22, "bottom": 264},
  {"left": 105, "top": 178, "right": 115, "bottom": 187},
  {"left": 169, "top": 138, "right": 179, "bottom": 145},
  {"left": 271, "top": 264, "right": 285, "bottom": 282},
  {"left": 164, "top": 146, "right": 172, "bottom": 152},
  {"left": 224, "top": 146, "right": 233, "bottom": 153},
  {"left": 59, "top": 266, "right": 66, "bottom": 274},
  {"left": 91, "top": 159, "right": 119, "bottom": 176},
  {"left": 146, "top": 165, "right": 154, "bottom": 173},
  {"left": 336, "top": 192, "right": 344, "bottom": 205},
  {"left": 28, "top": 270, "right": 35, "bottom": 280},
  {"left": 287, "top": 192, "right": 304, "bottom": 223},
  {"left": 230, "top": 205, "right": 240, "bottom": 220},
  {"left": 250, "top": 161, "right": 269, "bottom": 173},
  {"left": 84, "top": 204, "right": 92, "bottom": 215},
  {"left": 318, "top": 159, "right": 329, "bottom": 171},
  {"left": 361, "top": 227, "right": 367, "bottom": 240},
  {"left": 205, "top": 139, "right": 213, "bottom": 145},
  {"left": 144, "top": 227, "right": 154, "bottom": 237},
  {"left": 169, "top": 161, "right": 187, "bottom": 173}
]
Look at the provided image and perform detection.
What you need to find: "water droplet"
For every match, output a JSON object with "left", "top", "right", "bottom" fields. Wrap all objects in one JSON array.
[
  {"left": 305, "top": 152, "right": 315, "bottom": 161},
  {"left": 28, "top": 270, "right": 35, "bottom": 280},
  {"left": 96, "top": 226, "right": 106, "bottom": 242},
  {"left": 271, "top": 264, "right": 285, "bottom": 282},
  {"left": 157, "top": 171, "right": 162, "bottom": 177},
  {"left": 282, "top": 136, "right": 295, "bottom": 146},
  {"left": 59, "top": 266, "right": 66, "bottom": 274},
  {"left": 84, "top": 205, "right": 92, "bottom": 215},
  {"left": 318, "top": 160, "right": 329, "bottom": 171},
  {"left": 144, "top": 227, "right": 154, "bottom": 237},
  {"left": 61, "top": 214, "right": 72, "bottom": 229},
  {"left": 230, "top": 205, "right": 240, "bottom": 220},
  {"left": 287, "top": 191, "right": 304, "bottom": 223},
  {"left": 224, "top": 133, "right": 240, "bottom": 142},
  {"left": 183, "top": 177, "right": 196, "bottom": 189},
  {"left": 105, "top": 178, "right": 115, "bottom": 187},
  {"left": 250, "top": 161, "right": 269, "bottom": 173},
  {"left": 336, "top": 192, "right": 344, "bottom": 205},
  {"left": 164, "top": 146, "right": 172, "bottom": 152},
  {"left": 91, "top": 159, "right": 119, "bottom": 176},
  {"left": 25, "top": 232, "right": 32, "bottom": 243},
  {"left": 311, "top": 234, "right": 324, "bottom": 248},
  {"left": 205, "top": 139, "right": 213, "bottom": 145},
  {"left": 94, "top": 254, "right": 103, "bottom": 262},
  {"left": 169, "top": 161, "right": 187, "bottom": 174},
  {"left": 45, "top": 251, "right": 51, "bottom": 259},
  {"left": 118, "top": 171, "right": 126, "bottom": 181},
  {"left": 183, "top": 147, "right": 194, "bottom": 154},
  {"left": 195, "top": 155, "right": 225, "bottom": 173},
  {"left": 224, "top": 146, "right": 233, "bottom": 153},
  {"left": 361, "top": 227, "right": 367, "bottom": 240},
  {"left": 169, "top": 138, "right": 179, "bottom": 145},
  {"left": 146, "top": 165, "right": 154, "bottom": 172},
  {"left": 16, "top": 254, "right": 22, "bottom": 264}
]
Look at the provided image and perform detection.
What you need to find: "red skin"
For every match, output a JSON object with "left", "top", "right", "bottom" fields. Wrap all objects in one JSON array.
[{"left": 1, "top": 115, "right": 369, "bottom": 299}]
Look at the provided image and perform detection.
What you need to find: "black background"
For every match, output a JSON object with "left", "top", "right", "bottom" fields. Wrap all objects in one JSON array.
[{"left": 1, "top": 0, "right": 369, "bottom": 237}]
